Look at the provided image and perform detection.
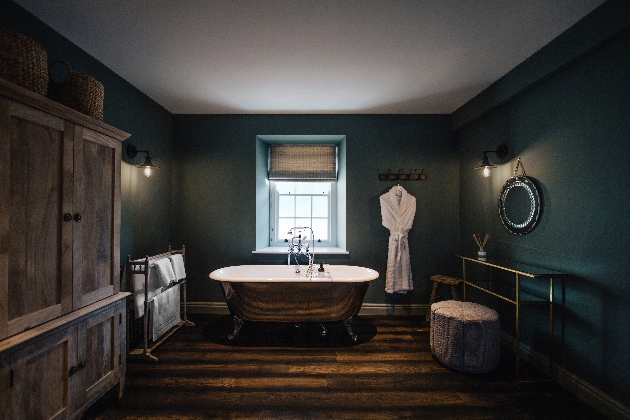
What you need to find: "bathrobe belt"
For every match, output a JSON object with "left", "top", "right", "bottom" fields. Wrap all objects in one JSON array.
[{"left": 390, "top": 232, "right": 407, "bottom": 261}]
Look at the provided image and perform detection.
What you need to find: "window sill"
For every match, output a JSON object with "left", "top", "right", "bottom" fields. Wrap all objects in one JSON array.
[{"left": 253, "top": 247, "right": 349, "bottom": 255}]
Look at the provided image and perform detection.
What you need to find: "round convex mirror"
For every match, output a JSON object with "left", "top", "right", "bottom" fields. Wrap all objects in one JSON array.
[{"left": 498, "top": 176, "right": 541, "bottom": 235}]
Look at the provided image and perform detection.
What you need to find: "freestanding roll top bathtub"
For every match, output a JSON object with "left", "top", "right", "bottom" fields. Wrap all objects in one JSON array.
[{"left": 209, "top": 265, "right": 379, "bottom": 341}]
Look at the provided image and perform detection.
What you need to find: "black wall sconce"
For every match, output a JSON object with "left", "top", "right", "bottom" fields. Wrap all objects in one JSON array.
[
  {"left": 474, "top": 144, "right": 507, "bottom": 177},
  {"left": 126, "top": 145, "right": 157, "bottom": 177}
]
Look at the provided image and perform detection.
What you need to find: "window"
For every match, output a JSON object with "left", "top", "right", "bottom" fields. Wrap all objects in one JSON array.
[
  {"left": 270, "top": 181, "right": 336, "bottom": 245},
  {"left": 255, "top": 135, "right": 346, "bottom": 253}
]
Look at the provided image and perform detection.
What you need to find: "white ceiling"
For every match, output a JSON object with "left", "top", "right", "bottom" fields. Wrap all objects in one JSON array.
[{"left": 14, "top": 0, "right": 604, "bottom": 114}]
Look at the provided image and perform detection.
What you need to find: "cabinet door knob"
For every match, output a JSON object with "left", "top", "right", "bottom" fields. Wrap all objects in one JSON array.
[
  {"left": 78, "top": 359, "right": 86, "bottom": 370},
  {"left": 69, "top": 366, "right": 77, "bottom": 376},
  {"left": 73, "top": 213, "right": 82, "bottom": 222},
  {"left": 63, "top": 213, "right": 72, "bottom": 222}
]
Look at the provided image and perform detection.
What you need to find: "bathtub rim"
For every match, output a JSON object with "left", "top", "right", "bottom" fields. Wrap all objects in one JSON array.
[{"left": 209, "top": 264, "right": 379, "bottom": 283}]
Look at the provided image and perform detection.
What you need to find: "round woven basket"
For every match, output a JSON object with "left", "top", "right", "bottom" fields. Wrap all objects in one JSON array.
[
  {"left": 47, "top": 61, "right": 104, "bottom": 120},
  {"left": 0, "top": 27, "right": 48, "bottom": 96}
]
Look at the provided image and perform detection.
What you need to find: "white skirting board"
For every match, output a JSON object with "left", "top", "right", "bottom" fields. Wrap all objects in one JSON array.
[{"left": 186, "top": 301, "right": 630, "bottom": 419}]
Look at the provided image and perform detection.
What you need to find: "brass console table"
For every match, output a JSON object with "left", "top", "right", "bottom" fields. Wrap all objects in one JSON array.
[{"left": 456, "top": 255, "right": 566, "bottom": 380}]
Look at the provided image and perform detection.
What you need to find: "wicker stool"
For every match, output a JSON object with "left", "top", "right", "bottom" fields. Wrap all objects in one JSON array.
[
  {"left": 425, "top": 275, "right": 463, "bottom": 322},
  {"left": 430, "top": 300, "right": 500, "bottom": 373}
]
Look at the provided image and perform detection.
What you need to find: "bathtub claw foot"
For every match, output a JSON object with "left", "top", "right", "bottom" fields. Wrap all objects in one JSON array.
[
  {"left": 228, "top": 316, "right": 244, "bottom": 341},
  {"left": 319, "top": 323, "right": 327, "bottom": 337},
  {"left": 343, "top": 317, "right": 357, "bottom": 342}
]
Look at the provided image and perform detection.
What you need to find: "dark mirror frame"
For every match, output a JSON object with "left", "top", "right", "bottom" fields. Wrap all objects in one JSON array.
[{"left": 498, "top": 176, "right": 542, "bottom": 235}]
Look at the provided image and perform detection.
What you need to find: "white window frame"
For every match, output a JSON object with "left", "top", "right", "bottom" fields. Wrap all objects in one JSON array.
[{"left": 269, "top": 181, "right": 337, "bottom": 247}]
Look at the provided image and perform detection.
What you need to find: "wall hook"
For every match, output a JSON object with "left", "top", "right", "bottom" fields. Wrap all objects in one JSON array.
[{"left": 378, "top": 168, "right": 426, "bottom": 181}]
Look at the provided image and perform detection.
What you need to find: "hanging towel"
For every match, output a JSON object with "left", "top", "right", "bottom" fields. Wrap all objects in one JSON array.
[
  {"left": 152, "top": 283, "right": 181, "bottom": 341},
  {"left": 169, "top": 253, "right": 186, "bottom": 280},
  {"left": 125, "top": 261, "right": 163, "bottom": 318},
  {"left": 151, "top": 258, "right": 176, "bottom": 289},
  {"left": 380, "top": 185, "right": 416, "bottom": 294}
]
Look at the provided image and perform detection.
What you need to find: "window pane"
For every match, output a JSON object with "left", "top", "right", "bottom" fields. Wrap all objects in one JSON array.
[
  {"left": 278, "top": 196, "right": 294, "bottom": 217},
  {"left": 272, "top": 180, "right": 334, "bottom": 245},
  {"left": 314, "top": 183, "right": 330, "bottom": 194},
  {"left": 276, "top": 182, "right": 294, "bottom": 194},
  {"left": 312, "top": 196, "right": 328, "bottom": 217},
  {"left": 278, "top": 218, "right": 295, "bottom": 241},
  {"left": 276, "top": 181, "right": 330, "bottom": 194},
  {"left": 295, "top": 183, "right": 312, "bottom": 194},
  {"left": 311, "top": 219, "right": 328, "bottom": 241},
  {"left": 295, "top": 196, "right": 311, "bottom": 217}
]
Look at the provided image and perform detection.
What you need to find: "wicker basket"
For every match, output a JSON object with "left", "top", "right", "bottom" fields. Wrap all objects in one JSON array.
[
  {"left": 0, "top": 27, "right": 48, "bottom": 96},
  {"left": 47, "top": 61, "right": 104, "bottom": 120}
]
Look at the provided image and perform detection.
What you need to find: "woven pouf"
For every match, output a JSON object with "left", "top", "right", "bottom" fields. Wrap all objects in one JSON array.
[{"left": 430, "top": 300, "right": 500, "bottom": 373}]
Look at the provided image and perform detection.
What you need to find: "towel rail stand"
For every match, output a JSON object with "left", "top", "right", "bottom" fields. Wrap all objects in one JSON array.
[{"left": 124, "top": 245, "right": 194, "bottom": 361}]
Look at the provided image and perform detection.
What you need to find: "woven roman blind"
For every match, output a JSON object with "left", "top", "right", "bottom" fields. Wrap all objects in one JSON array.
[{"left": 268, "top": 144, "right": 337, "bottom": 181}]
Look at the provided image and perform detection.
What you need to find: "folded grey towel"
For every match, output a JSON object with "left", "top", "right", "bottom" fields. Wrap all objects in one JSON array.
[
  {"left": 152, "top": 283, "right": 181, "bottom": 341},
  {"left": 124, "top": 262, "right": 163, "bottom": 318},
  {"left": 132, "top": 273, "right": 162, "bottom": 318},
  {"left": 151, "top": 258, "right": 176, "bottom": 289},
  {"left": 169, "top": 253, "right": 186, "bottom": 280}
]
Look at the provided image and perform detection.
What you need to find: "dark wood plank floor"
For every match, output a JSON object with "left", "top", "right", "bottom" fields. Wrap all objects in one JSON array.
[{"left": 84, "top": 314, "right": 605, "bottom": 419}]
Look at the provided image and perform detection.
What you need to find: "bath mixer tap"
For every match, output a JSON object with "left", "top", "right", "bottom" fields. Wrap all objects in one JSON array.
[
  {"left": 287, "top": 233, "right": 305, "bottom": 273},
  {"left": 287, "top": 227, "right": 315, "bottom": 277}
]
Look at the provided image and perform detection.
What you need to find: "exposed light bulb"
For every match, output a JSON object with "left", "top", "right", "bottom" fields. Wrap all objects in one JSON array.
[
  {"left": 144, "top": 166, "right": 152, "bottom": 177},
  {"left": 483, "top": 166, "right": 490, "bottom": 177}
]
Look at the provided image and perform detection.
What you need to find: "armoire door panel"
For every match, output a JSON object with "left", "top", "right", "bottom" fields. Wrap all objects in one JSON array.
[
  {"left": 0, "top": 98, "right": 9, "bottom": 339},
  {"left": 0, "top": 100, "right": 73, "bottom": 339},
  {"left": 7, "top": 304, "right": 62, "bottom": 338},
  {"left": 72, "top": 127, "right": 119, "bottom": 309}
]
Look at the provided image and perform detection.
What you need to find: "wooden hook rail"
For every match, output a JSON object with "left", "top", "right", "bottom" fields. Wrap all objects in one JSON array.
[{"left": 378, "top": 169, "right": 426, "bottom": 181}]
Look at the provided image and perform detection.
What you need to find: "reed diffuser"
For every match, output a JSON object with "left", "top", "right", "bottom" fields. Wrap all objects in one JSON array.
[{"left": 473, "top": 233, "right": 489, "bottom": 261}]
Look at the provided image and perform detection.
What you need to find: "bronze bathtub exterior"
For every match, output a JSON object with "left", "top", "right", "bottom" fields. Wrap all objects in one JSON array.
[
  {"left": 220, "top": 280, "right": 369, "bottom": 322},
  {"left": 210, "top": 265, "right": 378, "bottom": 341}
]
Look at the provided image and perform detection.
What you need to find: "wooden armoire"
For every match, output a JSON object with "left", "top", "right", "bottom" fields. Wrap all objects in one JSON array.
[{"left": 0, "top": 78, "right": 130, "bottom": 419}]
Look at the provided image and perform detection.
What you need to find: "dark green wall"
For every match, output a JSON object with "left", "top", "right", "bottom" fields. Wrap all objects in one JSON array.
[
  {"left": 2, "top": 0, "right": 174, "bottom": 264},
  {"left": 172, "top": 115, "right": 458, "bottom": 305},
  {"left": 453, "top": 0, "right": 630, "bottom": 407}
]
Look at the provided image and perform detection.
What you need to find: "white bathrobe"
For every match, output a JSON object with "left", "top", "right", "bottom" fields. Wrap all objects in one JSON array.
[{"left": 380, "top": 186, "right": 416, "bottom": 294}]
